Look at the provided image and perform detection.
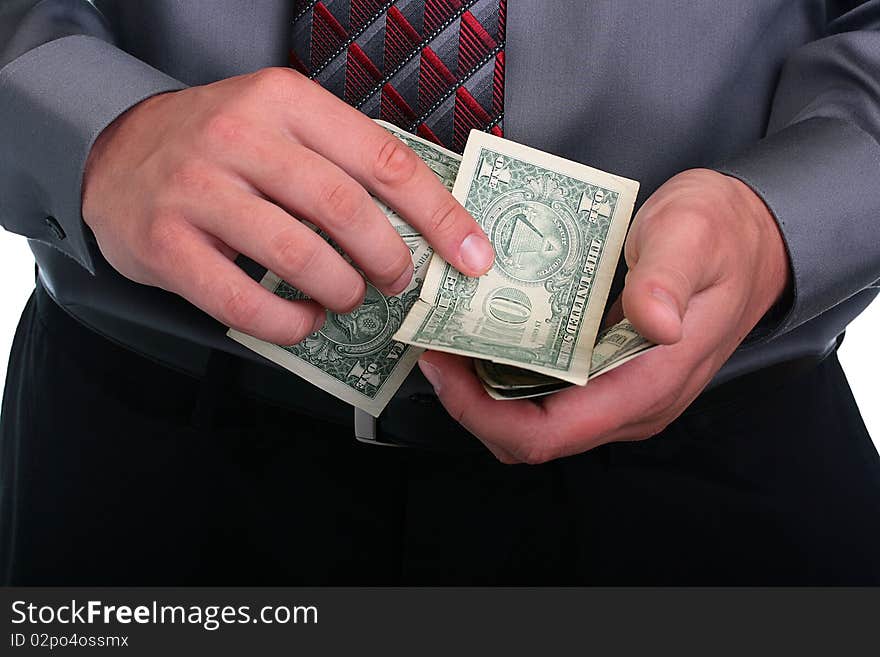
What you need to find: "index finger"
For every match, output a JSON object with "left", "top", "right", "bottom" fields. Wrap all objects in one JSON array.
[{"left": 292, "top": 86, "right": 495, "bottom": 277}]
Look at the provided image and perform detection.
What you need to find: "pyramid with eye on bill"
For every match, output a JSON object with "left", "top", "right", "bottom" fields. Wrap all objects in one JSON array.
[{"left": 501, "top": 208, "right": 559, "bottom": 269}]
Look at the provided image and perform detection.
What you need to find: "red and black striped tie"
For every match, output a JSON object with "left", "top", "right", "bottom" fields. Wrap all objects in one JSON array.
[{"left": 290, "top": 0, "right": 506, "bottom": 153}]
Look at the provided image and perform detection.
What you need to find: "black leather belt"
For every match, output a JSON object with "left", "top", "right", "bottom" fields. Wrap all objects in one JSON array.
[
  {"left": 233, "top": 332, "right": 834, "bottom": 451},
  {"left": 232, "top": 347, "right": 485, "bottom": 451},
  {"left": 34, "top": 279, "right": 834, "bottom": 453}
]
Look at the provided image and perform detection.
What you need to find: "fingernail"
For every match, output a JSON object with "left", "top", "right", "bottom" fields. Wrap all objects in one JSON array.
[
  {"left": 459, "top": 234, "right": 494, "bottom": 274},
  {"left": 418, "top": 360, "right": 442, "bottom": 395},
  {"left": 388, "top": 263, "right": 414, "bottom": 295},
  {"left": 651, "top": 288, "right": 681, "bottom": 321}
]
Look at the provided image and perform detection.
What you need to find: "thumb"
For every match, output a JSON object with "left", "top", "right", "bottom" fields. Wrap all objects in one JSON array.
[{"left": 622, "top": 226, "right": 713, "bottom": 345}]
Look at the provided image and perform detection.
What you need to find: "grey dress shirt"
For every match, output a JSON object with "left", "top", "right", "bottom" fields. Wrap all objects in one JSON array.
[{"left": 0, "top": 1, "right": 878, "bottom": 410}]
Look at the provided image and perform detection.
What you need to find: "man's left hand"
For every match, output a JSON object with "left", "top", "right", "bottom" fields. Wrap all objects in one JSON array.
[{"left": 417, "top": 169, "right": 791, "bottom": 464}]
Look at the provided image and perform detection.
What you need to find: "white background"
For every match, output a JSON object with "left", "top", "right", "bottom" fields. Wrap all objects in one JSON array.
[{"left": 0, "top": 231, "right": 877, "bottom": 451}]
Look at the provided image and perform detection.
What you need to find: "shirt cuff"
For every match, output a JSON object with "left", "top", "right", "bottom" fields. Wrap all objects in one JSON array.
[
  {"left": 713, "top": 116, "right": 880, "bottom": 342},
  {"left": 0, "top": 34, "right": 187, "bottom": 272}
]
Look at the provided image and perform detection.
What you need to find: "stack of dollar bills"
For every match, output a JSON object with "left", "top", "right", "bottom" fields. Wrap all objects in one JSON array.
[{"left": 229, "top": 121, "right": 655, "bottom": 417}]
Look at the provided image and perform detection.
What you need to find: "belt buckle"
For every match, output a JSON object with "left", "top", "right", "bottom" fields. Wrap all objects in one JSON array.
[{"left": 353, "top": 408, "right": 402, "bottom": 447}]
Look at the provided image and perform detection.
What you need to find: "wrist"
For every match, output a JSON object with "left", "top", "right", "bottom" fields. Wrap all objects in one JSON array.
[
  {"left": 722, "top": 173, "right": 791, "bottom": 313},
  {"left": 82, "top": 92, "right": 174, "bottom": 228}
]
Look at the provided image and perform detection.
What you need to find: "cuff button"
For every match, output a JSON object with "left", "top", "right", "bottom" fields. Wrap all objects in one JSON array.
[{"left": 45, "top": 216, "right": 66, "bottom": 240}]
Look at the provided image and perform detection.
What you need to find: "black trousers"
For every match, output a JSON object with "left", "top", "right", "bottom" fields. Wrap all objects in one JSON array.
[{"left": 2, "top": 286, "right": 880, "bottom": 585}]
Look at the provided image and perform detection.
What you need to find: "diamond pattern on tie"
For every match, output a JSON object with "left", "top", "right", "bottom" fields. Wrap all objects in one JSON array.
[{"left": 290, "top": 0, "right": 505, "bottom": 152}]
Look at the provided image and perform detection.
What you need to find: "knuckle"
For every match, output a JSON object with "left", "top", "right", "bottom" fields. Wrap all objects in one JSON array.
[
  {"left": 373, "top": 137, "right": 418, "bottom": 186},
  {"left": 653, "top": 263, "right": 693, "bottom": 296},
  {"left": 427, "top": 198, "right": 462, "bottom": 237},
  {"left": 671, "top": 207, "right": 714, "bottom": 241},
  {"left": 519, "top": 443, "right": 551, "bottom": 466},
  {"left": 337, "top": 277, "right": 366, "bottom": 314},
  {"left": 146, "top": 212, "right": 186, "bottom": 254},
  {"left": 374, "top": 249, "right": 412, "bottom": 286},
  {"left": 641, "top": 419, "right": 671, "bottom": 440},
  {"left": 644, "top": 205, "right": 700, "bottom": 238},
  {"left": 319, "top": 181, "right": 366, "bottom": 229},
  {"left": 641, "top": 208, "right": 676, "bottom": 234},
  {"left": 494, "top": 452, "right": 519, "bottom": 466},
  {"left": 514, "top": 427, "right": 555, "bottom": 465},
  {"left": 249, "top": 67, "right": 301, "bottom": 99},
  {"left": 219, "top": 284, "right": 262, "bottom": 329},
  {"left": 200, "top": 112, "right": 247, "bottom": 148},
  {"left": 166, "top": 159, "right": 214, "bottom": 196},
  {"left": 682, "top": 209, "right": 715, "bottom": 239},
  {"left": 280, "top": 311, "right": 316, "bottom": 346},
  {"left": 654, "top": 419, "right": 672, "bottom": 435},
  {"left": 269, "top": 227, "right": 317, "bottom": 274}
]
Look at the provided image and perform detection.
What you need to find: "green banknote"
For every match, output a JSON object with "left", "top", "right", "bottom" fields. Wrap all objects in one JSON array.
[
  {"left": 395, "top": 131, "right": 640, "bottom": 385},
  {"left": 475, "top": 319, "right": 657, "bottom": 401},
  {"left": 228, "top": 121, "right": 461, "bottom": 417}
]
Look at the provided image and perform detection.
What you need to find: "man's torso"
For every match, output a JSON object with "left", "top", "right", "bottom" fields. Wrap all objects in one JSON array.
[{"left": 34, "top": 0, "right": 873, "bottom": 407}]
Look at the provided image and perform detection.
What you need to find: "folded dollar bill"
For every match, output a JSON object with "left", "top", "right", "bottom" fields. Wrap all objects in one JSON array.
[
  {"left": 394, "top": 130, "right": 640, "bottom": 386},
  {"left": 475, "top": 319, "right": 656, "bottom": 401}
]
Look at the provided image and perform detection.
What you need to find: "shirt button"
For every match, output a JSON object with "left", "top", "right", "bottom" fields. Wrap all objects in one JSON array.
[{"left": 45, "top": 216, "right": 66, "bottom": 240}]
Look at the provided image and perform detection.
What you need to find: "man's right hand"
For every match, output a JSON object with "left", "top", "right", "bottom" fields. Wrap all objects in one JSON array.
[{"left": 82, "top": 67, "right": 494, "bottom": 345}]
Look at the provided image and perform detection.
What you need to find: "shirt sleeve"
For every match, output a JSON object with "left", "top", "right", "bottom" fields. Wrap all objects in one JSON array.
[
  {"left": 0, "top": 0, "right": 186, "bottom": 273},
  {"left": 713, "top": 1, "right": 880, "bottom": 341}
]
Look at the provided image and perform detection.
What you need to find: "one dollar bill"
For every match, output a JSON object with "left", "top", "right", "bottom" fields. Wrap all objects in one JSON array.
[
  {"left": 394, "top": 131, "right": 640, "bottom": 385},
  {"left": 476, "top": 319, "right": 656, "bottom": 400},
  {"left": 228, "top": 121, "right": 461, "bottom": 417}
]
